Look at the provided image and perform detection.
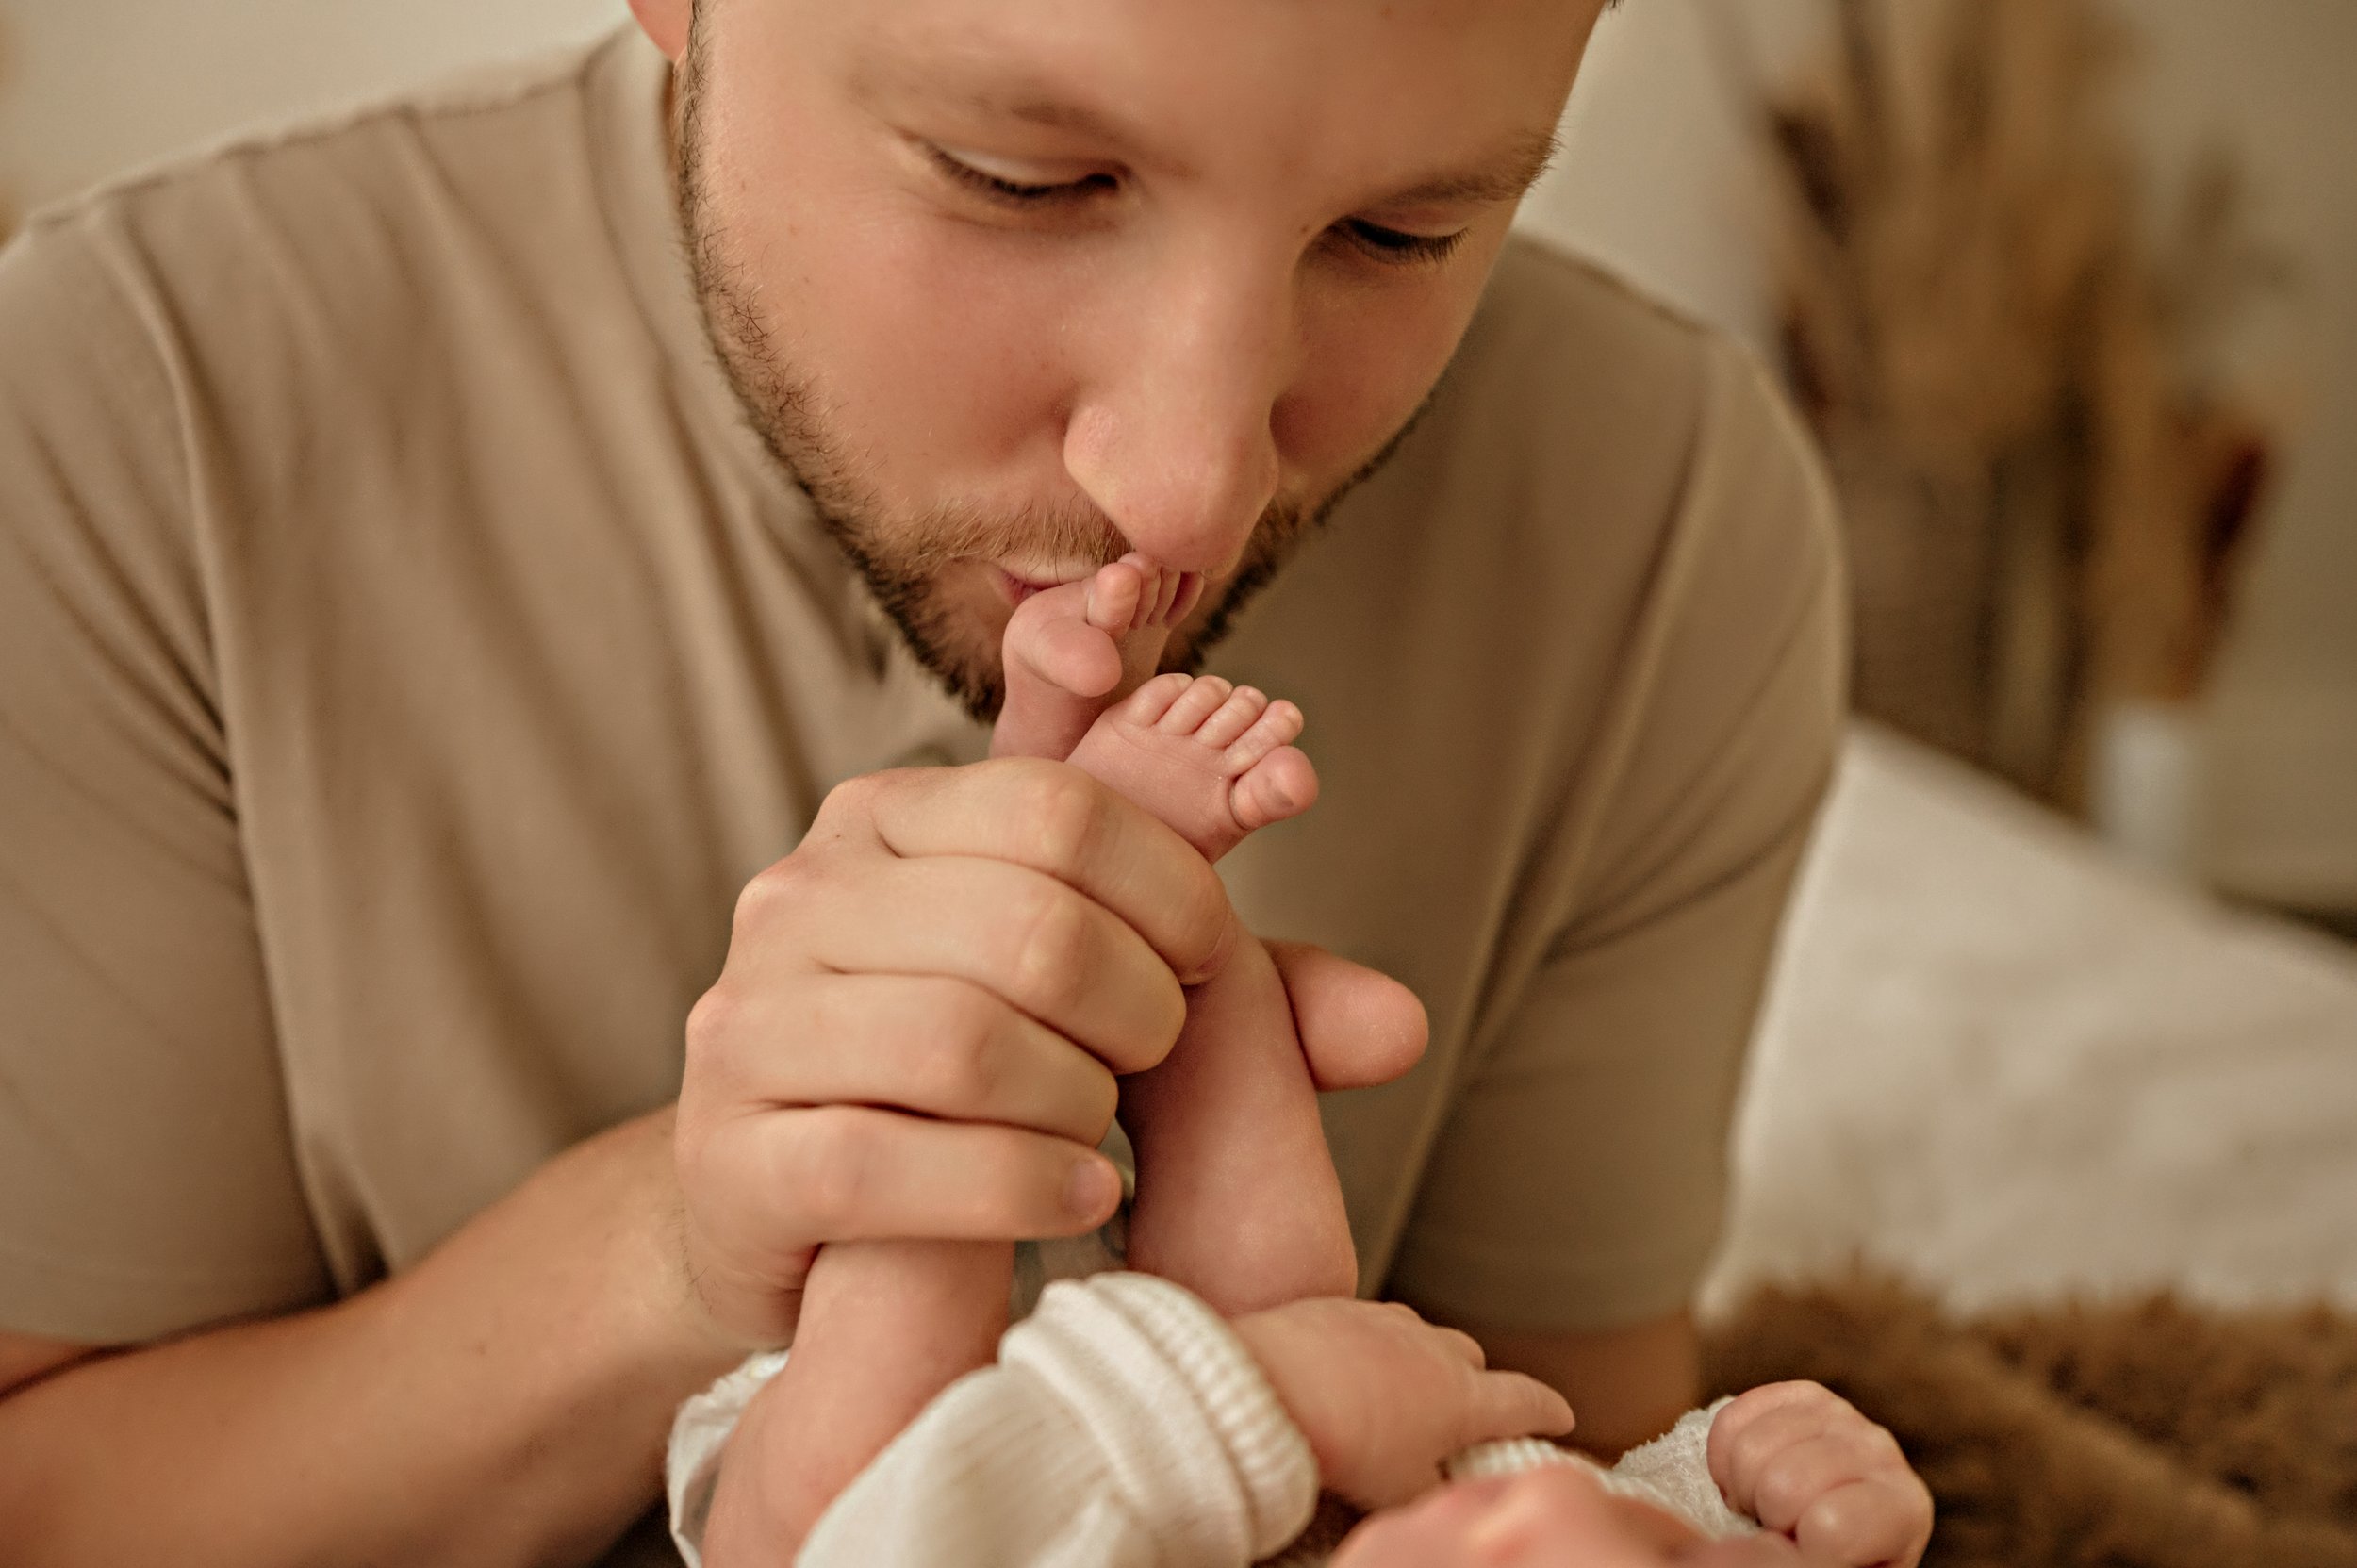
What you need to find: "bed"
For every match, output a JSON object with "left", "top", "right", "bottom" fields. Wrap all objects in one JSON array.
[
  {"left": 1686, "top": 727, "right": 2357, "bottom": 1564},
  {"left": 1707, "top": 722, "right": 2357, "bottom": 1317}
]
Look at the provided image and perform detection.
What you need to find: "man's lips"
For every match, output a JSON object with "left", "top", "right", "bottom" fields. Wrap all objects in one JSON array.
[
  {"left": 991, "top": 565, "right": 1091, "bottom": 606},
  {"left": 988, "top": 562, "right": 1224, "bottom": 619}
]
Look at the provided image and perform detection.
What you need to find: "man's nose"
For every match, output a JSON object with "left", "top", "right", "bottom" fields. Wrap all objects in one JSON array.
[{"left": 1063, "top": 247, "right": 1294, "bottom": 576}]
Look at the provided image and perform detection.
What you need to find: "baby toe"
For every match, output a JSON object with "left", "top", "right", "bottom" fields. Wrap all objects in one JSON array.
[
  {"left": 1194, "top": 686, "right": 1270, "bottom": 750},
  {"left": 1157, "top": 674, "right": 1233, "bottom": 734},
  {"left": 1230, "top": 745, "right": 1318, "bottom": 830},
  {"left": 1113, "top": 671, "right": 1195, "bottom": 728},
  {"left": 1085, "top": 559, "right": 1146, "bottom": 635},
  {"left": 1221, "top": 699, "right": 1305, "bottom": 774}
]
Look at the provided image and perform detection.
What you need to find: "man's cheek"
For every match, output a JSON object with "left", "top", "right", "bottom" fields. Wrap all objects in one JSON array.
[
  {"left": 816, "top": 236, "right": 1079, "bottom": 469},
  {"left": 1285, "top": 289, "right": 1471, "bottom": 471}
]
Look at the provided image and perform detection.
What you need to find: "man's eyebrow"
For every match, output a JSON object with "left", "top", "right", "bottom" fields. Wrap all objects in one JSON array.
[
  {"left": 853, "top": 49, "right": 1158, "bottom": 159},
  {"left": 1378, "top": 129, "right": 1563, "bottom": 208},
  {"left": 857, "top": 44, "right": 1559, "bottom": 206},
  {"left": 969, "top": 90, "right": 1144, "bottom": 151}
]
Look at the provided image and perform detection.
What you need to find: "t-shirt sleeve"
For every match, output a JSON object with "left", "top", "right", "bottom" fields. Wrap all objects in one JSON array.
[
  {"left": 0, "top": 214, "right": 330, "bottom": 1342},
  {"left": 1384, "top": 339, "right": 1846, "bottom": 1333}
]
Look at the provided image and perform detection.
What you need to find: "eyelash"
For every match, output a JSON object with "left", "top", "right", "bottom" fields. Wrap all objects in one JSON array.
[
  {"left": 925, "top": 146, "right": 1470, "bottom": 269},
  {"left": 1342, "top": 222, "right": 1468, "bottom": 267},
  {"left": 927, "top": 145, "right": 1106, "bottom": 204}
]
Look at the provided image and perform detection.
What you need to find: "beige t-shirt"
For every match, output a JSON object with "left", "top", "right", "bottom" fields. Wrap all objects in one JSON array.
[{"left": 0, "top": 10, "right": 1837, "bottom": 1513}]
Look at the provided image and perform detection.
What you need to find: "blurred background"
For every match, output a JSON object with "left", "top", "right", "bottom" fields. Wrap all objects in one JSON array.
[{"left": 0, "top": 0, "right": 2349, "bottom": 923}]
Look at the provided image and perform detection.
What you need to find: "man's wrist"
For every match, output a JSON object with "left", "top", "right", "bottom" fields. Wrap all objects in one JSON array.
[{"left": 571, "top": 1107, "right": 762, "bottom": 1380}]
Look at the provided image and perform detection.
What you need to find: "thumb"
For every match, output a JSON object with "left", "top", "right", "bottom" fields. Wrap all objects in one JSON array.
[{"left": 1267, "top": 941, "right": 1429, "bottom": 1089}]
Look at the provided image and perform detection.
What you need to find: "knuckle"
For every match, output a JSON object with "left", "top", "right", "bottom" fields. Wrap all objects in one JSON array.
[
  {"left": 1017, "top": 763, "right": 1111, "bottom": 874},
  {"left": 681, "top": 986, "right": 737, "bottom": 1077},
  {"left": 815, "top": 768, "right": 887, "bottom": 829},
  {"left": 782, "top": 1109, "right": 873, "bottom": 1235},
  {"left": 1755, "top": 1457, "right": 1814, "bottom": 1524},
  {"left": 929, "top": 994, "right": 1011, "bottom": 1108},
  {"left": 731, "top": 858, "right": 804, "bottom": 935},
  {"left": 1008, "top": 883, "right": 1093, "bottom": 1015},
  {"left": 1801, "top": 1489, "right": 1870, "bottom": 1546},
  {"left": 1729, "top": 1421, "right": 1783, "bottom": 1484}
]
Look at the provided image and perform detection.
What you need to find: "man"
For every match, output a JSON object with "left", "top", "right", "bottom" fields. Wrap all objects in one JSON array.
[{"left": 0, "top": 0, "right": 1842, "bottom": 1562}]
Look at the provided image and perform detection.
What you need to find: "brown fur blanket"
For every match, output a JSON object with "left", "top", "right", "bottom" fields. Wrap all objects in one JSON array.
[{"left": 1705, "top": 1278, "right": 2357, "bottom": 1568}]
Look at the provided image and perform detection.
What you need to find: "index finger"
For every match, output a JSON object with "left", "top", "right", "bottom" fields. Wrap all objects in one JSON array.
[
  {"left": 859, "top": 757, "right": 1236, "bottom": 984},
  {"left": 1448, "top": 1370, "right": 1578, "bottom": 1452}
]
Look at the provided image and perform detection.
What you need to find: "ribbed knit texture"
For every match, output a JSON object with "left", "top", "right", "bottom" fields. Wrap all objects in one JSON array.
[
  {"left": 1005, "top": 1275, "right": 1320, "bottom": 1562},
  {"left": 1445, "top": 1396, "right": 1753, "bottom": 1541},
  {"left": 1076, "top": 1274, "right": 1321, "bottom": 1557}
]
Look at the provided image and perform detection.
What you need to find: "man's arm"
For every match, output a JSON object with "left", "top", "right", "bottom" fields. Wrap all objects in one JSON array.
[
  {"left": 1461, "top": 1311, "right": 1703, "bottom": 1460},
  {"left": 0, "top": 1331, "right": 86, "bottom": 1399},
  {"left": 0, "top": 1110, "right": 747, "bottom": 1568}
]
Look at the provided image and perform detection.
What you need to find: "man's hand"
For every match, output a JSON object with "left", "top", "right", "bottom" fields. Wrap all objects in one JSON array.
[
  {"left": 1334, "top": 1466, "right": 1805, "bottom": 1566},
  {"left": 1708, "top": 1382, "right": 1933, "bottom": 1568},
  {"left": 674, "top": 758, "right": 1237, "bottom": 1347},
  {"left": 1231, "top": 1297, "right": 1575, "bottom": 1510}
]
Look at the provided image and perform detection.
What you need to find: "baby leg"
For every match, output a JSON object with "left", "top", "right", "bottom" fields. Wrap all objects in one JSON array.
[
  {"left": 704, "top": 1240, "right": 1011, "bottom": 1558},
  {"left": 733, "top": 558, "right": 1202, "bottom": 1546},
  {"left": 1059, "top": 675, "right": 1355, "bottom": 1310},
  {"left": 1119, "top": 937, "right": 1433, "bottom": 1309},
  {"left": 1119, "top": 927, "right": 1360, "bottom": 1312}
]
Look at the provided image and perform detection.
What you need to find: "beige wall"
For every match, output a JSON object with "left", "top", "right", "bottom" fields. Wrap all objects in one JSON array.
[
  {"left": 6, "top": 0, "right": 2352, "bottom": 900},
  {"left": 1524, "top": 0, "right": 2357, "bottom": 904},
  {"left": 0, "top": 0, "right": 622, "bottom": 209}
]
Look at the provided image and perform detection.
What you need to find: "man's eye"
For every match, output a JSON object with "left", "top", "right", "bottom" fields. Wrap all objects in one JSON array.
[
  {"left": 1343, "top": 220, "right": 1469, "bottom": 267},
  {"left": 928, "top": 146, "right": 1111, "bottom": 205}
]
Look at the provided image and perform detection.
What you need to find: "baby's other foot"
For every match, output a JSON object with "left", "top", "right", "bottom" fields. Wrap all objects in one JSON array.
[
  {"left": 995, "top": 553, "right": 1204, "bottom": 762},
  {"left": 1065, "top": 672, "right": 1318, "bottom": 863}
]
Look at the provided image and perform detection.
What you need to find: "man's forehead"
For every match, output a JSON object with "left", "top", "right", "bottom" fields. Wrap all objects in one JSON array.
[{"left": 842, "top": 0, "right": 1582, "bottom": 201}]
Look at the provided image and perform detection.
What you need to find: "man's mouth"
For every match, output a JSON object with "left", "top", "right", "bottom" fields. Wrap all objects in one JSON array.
[{"left": 991, "top": 563, "right": 1095, "bottom": 606}]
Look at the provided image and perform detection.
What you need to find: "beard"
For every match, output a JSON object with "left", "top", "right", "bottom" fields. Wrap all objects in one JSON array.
[{"left": 669, "top": 17, "right": 1416, "bottom": 720}]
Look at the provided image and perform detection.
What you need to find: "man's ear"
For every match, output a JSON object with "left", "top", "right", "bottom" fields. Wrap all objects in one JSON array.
[{"left": 627, "top": 0, "right": 693, "bottom": 63}]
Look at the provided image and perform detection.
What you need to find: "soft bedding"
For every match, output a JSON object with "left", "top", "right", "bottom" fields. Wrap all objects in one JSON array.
[
  {"left": 1690, "top": 727, "right": 2357, "bottom": 1566},
  {"left": 1707, "top": 723, "right": 2357, "bottom": 1316}
]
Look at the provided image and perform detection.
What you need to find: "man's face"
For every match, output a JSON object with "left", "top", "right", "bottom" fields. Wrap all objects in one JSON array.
[{"left": 653, "top": 0, "right": 1604, "bottom": 716}]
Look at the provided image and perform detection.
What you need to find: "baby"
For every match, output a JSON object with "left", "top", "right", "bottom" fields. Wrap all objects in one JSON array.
[
  {"left": 681, "top": 1279, "right": 1932, "bottom": 1564},
  {"left": 682, "top": 555, "right": 1933, "bottom": 1567},
  {"left": 724, "top": 553, "right": 1409, "bottom": 1539}
]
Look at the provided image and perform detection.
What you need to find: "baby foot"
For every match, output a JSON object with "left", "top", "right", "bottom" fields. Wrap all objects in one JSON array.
[
  {"left": 995, "top": 553, "right": 1205, "bottom": 763},
  {"left": 1064, "top": 672, "right": 1319, "bottom": 863}
]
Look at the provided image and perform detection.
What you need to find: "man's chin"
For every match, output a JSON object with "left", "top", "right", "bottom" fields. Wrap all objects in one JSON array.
[{"left": 865, "top": 569, "right": 1019, "bottom": 723}]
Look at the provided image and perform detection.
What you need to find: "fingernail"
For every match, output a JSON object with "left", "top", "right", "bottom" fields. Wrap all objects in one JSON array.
[
  {"left": 1184, "top": 919, "right": 1236, "bottom": 986},
  {"left": 1064, "top": 1157, "right": 1118, "bottom": 1221}
]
